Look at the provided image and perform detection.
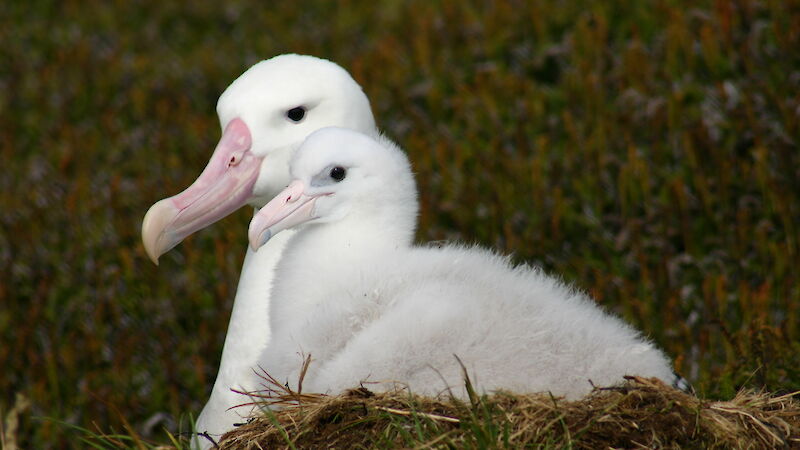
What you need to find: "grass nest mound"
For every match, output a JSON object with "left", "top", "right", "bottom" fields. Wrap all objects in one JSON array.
[{"left": 215, "top": 375, "right": 799, "bottom": 449}]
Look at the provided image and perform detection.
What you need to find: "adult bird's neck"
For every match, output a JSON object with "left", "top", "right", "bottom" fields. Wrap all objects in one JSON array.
[
  {"left": 218, "top": 229, "right": 295, "bottom": 371},
  {"left": 199, "top": 219, "right": 296, "bottom": 431}
]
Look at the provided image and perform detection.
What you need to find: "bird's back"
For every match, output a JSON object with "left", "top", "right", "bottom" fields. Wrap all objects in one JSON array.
[{"left": 303, "top": 244, "right": 676, "bottom": 400}]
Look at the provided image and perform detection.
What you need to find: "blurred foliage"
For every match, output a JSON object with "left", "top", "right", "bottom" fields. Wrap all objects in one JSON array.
[{"left": 0, "top": 0, "right": 798, "bottom": 446}]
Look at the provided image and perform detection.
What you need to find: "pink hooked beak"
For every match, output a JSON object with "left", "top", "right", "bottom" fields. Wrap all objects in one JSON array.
[
  {"left": 248, "top": 180, "right": 319, "bottom": 251},
  {"left": 141, "top": 118, "right": 263, "bottom": 264}
]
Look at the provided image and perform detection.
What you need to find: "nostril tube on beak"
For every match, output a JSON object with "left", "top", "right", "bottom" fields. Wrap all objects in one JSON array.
[{"left": 247, "top": 179, "right": 315, "bottom": 251}]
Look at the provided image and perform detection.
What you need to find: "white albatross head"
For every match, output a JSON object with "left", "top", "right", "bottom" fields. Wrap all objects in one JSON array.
[
  {"left": 141, "top": 54, "right": 376, "bottom": 264},
  {"left": 248, "top": 127, "right": 416, "bottom": 250}
]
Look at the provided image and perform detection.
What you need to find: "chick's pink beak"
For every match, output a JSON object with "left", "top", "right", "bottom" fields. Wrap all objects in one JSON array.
[
  {"left": 142, "top": 118, "right": 263, "bottom": 264},
  {"left": 248, "top": 180, "right": 318, "bottom": 251}
]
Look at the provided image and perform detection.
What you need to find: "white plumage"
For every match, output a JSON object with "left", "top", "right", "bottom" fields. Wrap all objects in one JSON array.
[
  {"left": 197, "top": 57, "right": 378, "bottom": 440},
  {"left": 141, "top": 54, "right": 378, "bottom": 446},
  {"left": 199, "top": 55, "right": 378, "bottom": 440},
  {"left": 250, "top": 128, "right": 678, "bottom": 401}
]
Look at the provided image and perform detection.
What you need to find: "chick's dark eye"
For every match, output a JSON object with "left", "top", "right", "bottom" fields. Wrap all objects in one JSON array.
[
  {"left": 287, "top": 106, "right": 306, "bottom": 122},
  {"left": 330, "top": 166, "right": 346, "bottom": 182}
]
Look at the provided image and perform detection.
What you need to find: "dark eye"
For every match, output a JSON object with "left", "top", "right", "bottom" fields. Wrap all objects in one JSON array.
[
  {"left": 330, "top": 166, "right": 346, "bottom": 182},
  {"left": 286, "top": 106, "right": 306, "bottom": 122}
]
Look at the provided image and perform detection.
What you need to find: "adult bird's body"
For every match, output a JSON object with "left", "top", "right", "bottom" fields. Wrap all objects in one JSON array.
[
  {"left": 248, "top": 128, "right": 679, "bottom": 401},
  {"left": 141, "top": 55, "right": 378, "bottom": 446}
]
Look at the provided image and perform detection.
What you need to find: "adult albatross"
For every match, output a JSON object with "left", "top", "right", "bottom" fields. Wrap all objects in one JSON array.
[{"left": 141, "top": 54, "right": 377, "bottom": 446}]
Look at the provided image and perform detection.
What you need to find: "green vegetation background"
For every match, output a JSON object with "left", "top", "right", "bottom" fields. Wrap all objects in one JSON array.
[{"left": 1, "top": 0, "right": 798, "bottom": 446}]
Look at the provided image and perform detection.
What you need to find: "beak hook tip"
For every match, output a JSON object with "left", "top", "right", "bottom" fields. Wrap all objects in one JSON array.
[{"left": 250, "top": 229, "right": 272, "bottom": 251}]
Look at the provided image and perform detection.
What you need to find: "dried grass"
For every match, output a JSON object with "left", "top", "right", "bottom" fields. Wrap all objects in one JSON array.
[{"left": 217, "top": 373, "right": 799, "bottom": 449}]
